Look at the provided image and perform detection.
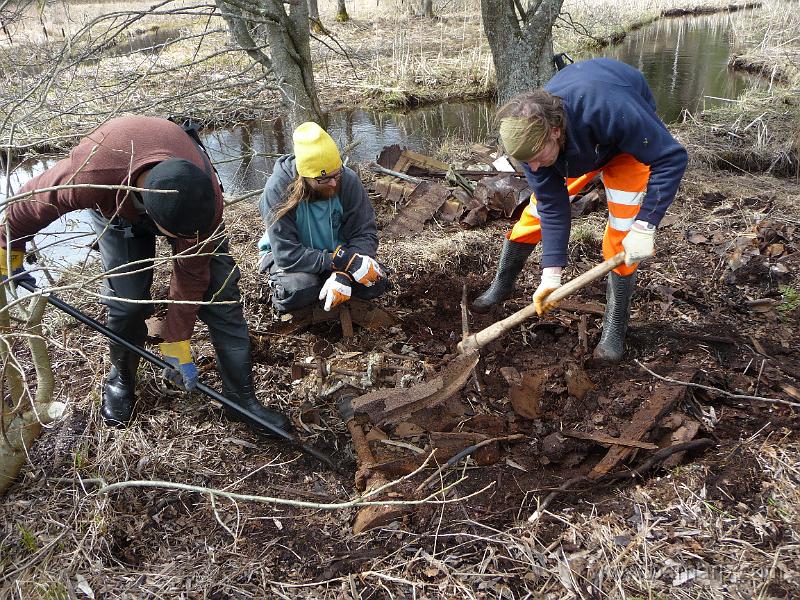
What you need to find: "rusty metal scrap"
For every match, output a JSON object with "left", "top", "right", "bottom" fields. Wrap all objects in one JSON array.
[
  {"left": 383, "top": 181, "right": 452, "bottom": 238},
  {"left": 350, "top": 351, "right": 480, "bottom": 427},
  {"left": 372, "top": 144, "right": 533, "bottom": 234},
  {"left": 472, "top": 173, "right": 531, "bottom": 218},
  {"left": 589, "top": 362, "right": 698, "bottom": 480}
]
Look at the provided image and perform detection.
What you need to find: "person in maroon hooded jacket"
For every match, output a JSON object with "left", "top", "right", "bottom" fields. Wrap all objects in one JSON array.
[{"left": 0, "top": 116, "right": 290, "bottom": 433}]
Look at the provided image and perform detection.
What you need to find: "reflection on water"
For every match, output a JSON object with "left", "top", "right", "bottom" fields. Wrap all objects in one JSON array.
[
  {"left": 107, "top": 28, "right": 181, "bottom": 57},
  {"left": 1, "top": 10, "right": 770, "bottom": 276},
  {"left": 587, "top": 12, "right": 764, "bottom": 121},
  {"left": 203, "top": 102, "right": 496, "bottom": 195}
]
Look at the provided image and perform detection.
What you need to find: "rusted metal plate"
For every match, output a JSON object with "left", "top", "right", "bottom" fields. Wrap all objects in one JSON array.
[
  {"left": 461, "top": 205, "right": 489, "bottom": 228},
  {"left": 437, "top": 197, "right": 464, "bottom": 222},
  {"left": 588, "top": 364, "right": 697, "bottom": 480},
  {"left": 377, "top": 143, "right": 404, "bottom": 169},
  {"left": 470, "top": 143, "right": 498, "bottom": 166},
  {"left": 374, "top": 176, "right": 415, "bottom": 205},
  {"left": 351, "top": 352, "right": 480, "bottom": 426},
  {"left": 473, "top": 174, "right": 531, "bottom": 218},
  {"left": 272, "top": 301, "right": 396, "bottom": 334},
  {"left": 383, "top": 181, "right": 452, "bottom": 238},
  {"left": 562, "top": 430, "right": 657, "bottom": 450},
  {"left": 348, "top": 299, "right": 399, "bottom": 330},
  {"left": 565, "top": 362, "right": 595, "bottom": 401},
  {"left": 339, "top": 303, "right": 354, "bottom": 338},
  {"left": 393, "top": 149, "right": 450, "bottom": 174},
  {"left": 352, "top": 503, "right": 406, "bottom": 535}
]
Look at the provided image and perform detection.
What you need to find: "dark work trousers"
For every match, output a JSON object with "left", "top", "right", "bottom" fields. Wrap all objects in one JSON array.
[
  {"left": 259, "top": 251, "right": 390, "bottom": 313},
  {"left": 91, "top": 210, "right": 257, "bottom": 402}
]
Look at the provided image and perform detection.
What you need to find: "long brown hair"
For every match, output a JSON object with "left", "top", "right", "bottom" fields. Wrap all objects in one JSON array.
[
  {"left": 496, "top": 90, "right": 567, "bottom": 151},
  {"left": 271, "top": 175, "right": 313, "bottom": 224}
]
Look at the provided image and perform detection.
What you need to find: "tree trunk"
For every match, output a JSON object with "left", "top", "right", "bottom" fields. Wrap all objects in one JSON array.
[
  {"left": 307, "top": 0, "right": 324, "bottom": 33},
  {"left": 481, "top": 0, "right": 564, "bottom": 105},
  {"left": 421, "top": 0, "right": 434, "bottom": 18},
  {"left": 216, "top": 0, "right": 325, "bottom": 128},
  {"left": 0, "top": 292, "right": 61, "bottom": 496},
  {"left": 335, "top": 0, "right": 349, "bottom": 22}
]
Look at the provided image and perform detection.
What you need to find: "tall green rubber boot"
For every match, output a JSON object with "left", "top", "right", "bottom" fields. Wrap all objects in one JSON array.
[
  {"left": 472, "top": 239, "right": 535, "bottom": 313},
  {"left": 593, "top": 271, "right": 636, "bottom": 364}
]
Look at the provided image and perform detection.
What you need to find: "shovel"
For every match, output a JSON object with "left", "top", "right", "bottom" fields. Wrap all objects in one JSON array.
[
  {"left": 458, "top": 251, "right": 625, "bottom": 354},
  {"left": 16, "top": 280, "right": 346, "bottom": 475},
  {"left": 342, "top": 252, "right": 626, "bottom": 429}
]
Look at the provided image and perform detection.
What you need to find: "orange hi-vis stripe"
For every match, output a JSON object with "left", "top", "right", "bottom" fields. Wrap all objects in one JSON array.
[{"left": 508, "top": 153, "right": 650, "bottom": 276}]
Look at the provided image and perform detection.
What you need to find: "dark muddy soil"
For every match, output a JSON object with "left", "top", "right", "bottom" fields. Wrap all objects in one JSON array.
[{"left": 3, "top": 164, "right": 800, "bottom": 597}]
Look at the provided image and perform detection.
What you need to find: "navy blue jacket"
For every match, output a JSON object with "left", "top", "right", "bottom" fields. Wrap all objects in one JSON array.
[{"left": 522, "top": 58, "right": 688, "bottom": 268}]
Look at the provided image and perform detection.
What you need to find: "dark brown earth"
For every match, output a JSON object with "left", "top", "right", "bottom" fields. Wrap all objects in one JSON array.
[{"left": 2, "top": 161, "right": 799, "bottom": 597}]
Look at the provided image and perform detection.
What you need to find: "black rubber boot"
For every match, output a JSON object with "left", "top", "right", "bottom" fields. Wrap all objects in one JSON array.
[
  {"left": 593, "top": 271, "right": 637, "bottom": 365},
  {"left": 216, "top": 344, "right": 292, "bottom": 437},
  {"left": 472, "top": 239, "right": 535, "bottom": 313},
  {"left": 101, "top": 344, "right": 140, "bottom": 428}
]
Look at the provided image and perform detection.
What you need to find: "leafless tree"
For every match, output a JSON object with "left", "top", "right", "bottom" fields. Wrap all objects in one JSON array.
[
  {"left": 215, "top": 0, "right": 324, "bottom": 127},
  {"left": 420, "top": 0, "right": 434, "bottom": 18},
  {"left": 307, "top": 0, "right": 325, "bottom": 33},
  {"left": 481, "top": 0, "right": 565, "bottom": 104},
  {"left": 335, "top": 0, "right": 349, "bottom": 22}
]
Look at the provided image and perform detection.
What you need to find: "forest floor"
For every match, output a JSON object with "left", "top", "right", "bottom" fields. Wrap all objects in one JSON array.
[{"left": 1, "top": 0, "right": 800, "bottom": 599}]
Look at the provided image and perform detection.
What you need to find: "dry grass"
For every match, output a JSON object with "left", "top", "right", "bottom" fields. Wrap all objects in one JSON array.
[
  {"left": 2, "top": 1, "right": 800, "bottom": 597},
  {"left": 675, "top": 88, "right": 800, "bottom": 178},
  {"left": 3, "top": 193, "right": 800, "bottom": 598},
  {"left": 727, "top": 0, "right": 800, "bottom": 87},
  {"left": 0, "top": 0, "right": 776, "bottom": 152}
]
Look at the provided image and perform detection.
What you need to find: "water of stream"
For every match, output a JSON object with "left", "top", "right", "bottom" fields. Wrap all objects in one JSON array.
[{"left": 2, "top": 10, "right": 767, "bottom": 279}]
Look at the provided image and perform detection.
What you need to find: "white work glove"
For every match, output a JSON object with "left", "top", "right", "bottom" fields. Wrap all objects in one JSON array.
[
  {"left": 532, "top": 267, "right": 563, "bottom": 316},
  {"left": 622, "top": 220, "right": 656, "bottom": 266},
  {"left": 348, "top": 254, "right": 385, "bottom": 287},
  {"left": 319, "top": 271, "right": 352, "bottom": 311}
]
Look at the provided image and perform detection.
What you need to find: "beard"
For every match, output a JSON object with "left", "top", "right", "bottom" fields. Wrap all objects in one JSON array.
[{"left": 309, "top": 183, "right": 339, "bottom": 201}]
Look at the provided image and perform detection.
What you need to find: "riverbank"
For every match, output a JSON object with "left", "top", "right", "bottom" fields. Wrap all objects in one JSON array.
[
  {"left": 2, "top": 3, "right": 800, "bottom": 596},
  {"left": 0, "top": 0, "right": 784, "bottom": 155}
]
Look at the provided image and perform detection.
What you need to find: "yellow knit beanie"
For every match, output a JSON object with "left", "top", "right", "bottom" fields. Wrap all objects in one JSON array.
[{"left": 293, "top": 122, "right": 343, "bottom": 178}]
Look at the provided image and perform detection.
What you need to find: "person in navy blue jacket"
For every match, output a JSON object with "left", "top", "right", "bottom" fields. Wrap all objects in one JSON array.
[{"left": 473, "top": 58, "right": 688, "bottom": 364}]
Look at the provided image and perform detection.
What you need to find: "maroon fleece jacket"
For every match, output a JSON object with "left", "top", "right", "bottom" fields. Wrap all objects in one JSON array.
[{"left": 0, "top": 116, "right": 224, "bottom": 342}]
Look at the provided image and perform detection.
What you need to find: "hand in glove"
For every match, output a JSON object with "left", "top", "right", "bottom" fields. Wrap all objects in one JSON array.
[
  {"left": 532, "top": 268, "right": 563, "bottom": 316},
  {"left": 347, "top": 254, "right": 384, "bottom": 287},
  {"left": 160, "top": 340, "right": 199, "bottom": 391},
  {"left": 319, "top": 271, "right": 352, "bottom": 311},
  {"left": 331, "top": 245, "right": 356, "bottom": 272},
  {"left": 621, "top": 220, "right": 656, "bottom": 266},
  {"left": 332, "top": 245, "right": 385, "bottom": 287},
  {"left": 0, "top": 248, "right": 35, "bottom": 288}
]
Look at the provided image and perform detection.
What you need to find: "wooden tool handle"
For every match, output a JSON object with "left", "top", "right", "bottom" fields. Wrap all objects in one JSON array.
[{"left": 458, "top": 252, "right": 625, "bottom": 354}]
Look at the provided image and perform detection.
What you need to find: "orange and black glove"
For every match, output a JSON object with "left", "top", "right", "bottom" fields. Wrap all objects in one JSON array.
[{"left": 331, "top": 245, "right": 385, "bottom": 287}]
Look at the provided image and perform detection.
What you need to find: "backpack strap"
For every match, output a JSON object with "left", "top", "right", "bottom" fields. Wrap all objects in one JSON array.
[{"left": 168, "top": 117, "right": 225, "bottom": 193}]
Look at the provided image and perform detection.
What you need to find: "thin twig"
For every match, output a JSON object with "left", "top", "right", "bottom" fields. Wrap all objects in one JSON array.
[
  {"left": 634, "top": 360, "right": 800, "bottom": 408},
  {"left": 415, "top": 434, "right": 526, "bottom": 493}
]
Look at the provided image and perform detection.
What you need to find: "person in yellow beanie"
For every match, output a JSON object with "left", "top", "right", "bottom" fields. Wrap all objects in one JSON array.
[{"left": 257, "top": 122, "right": 389, "bottom": 312}]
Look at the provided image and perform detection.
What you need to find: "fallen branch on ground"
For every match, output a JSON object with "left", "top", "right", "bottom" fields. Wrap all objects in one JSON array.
[
  {"left": 635, "top": 360, "right": 800, "bottom": 408},
  {"left": 529, "top": 438, "right": 717, "bottom": 522},
  {"left": 415, "top": 434, "right": 527, "bottom": 493},
  {"left": 92, "top": 451, "right": 495, "bottom": 510}
]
